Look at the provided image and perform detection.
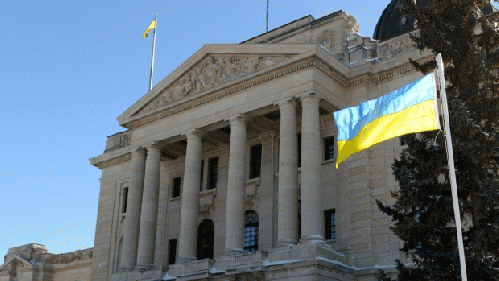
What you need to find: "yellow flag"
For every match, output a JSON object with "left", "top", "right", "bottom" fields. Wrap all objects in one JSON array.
[{"left": 143, "top": 20, "right": 156, "bottom": 38}]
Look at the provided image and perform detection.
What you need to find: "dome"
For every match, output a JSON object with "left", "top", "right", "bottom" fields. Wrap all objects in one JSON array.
[
  {"left": 373, "top": 0, "right": 497, "bottom": 42},
  {"left": 373, "top": 0, "right": 432, "bottom": 41}
]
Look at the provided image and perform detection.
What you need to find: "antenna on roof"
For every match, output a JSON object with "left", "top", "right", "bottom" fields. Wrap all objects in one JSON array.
[{"left": 266, "top": 0, "right": 269, "bottom": 32}]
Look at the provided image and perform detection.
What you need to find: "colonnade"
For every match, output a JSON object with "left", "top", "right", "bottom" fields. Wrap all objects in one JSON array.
[{"left": 119, "top": 94, "right": 324, "bottom": 271}]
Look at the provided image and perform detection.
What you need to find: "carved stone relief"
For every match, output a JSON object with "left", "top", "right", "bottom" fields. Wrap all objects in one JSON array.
[
  {"left": 138, "top": 54, "right": 293, "bottom": 115},
  {"left": 315, "top": 29, "right": 336, "bottom": 53}
]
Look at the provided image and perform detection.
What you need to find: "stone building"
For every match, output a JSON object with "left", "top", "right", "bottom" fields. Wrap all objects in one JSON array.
[
  {"left": 0, "top": 244, "right": 93, "bottom": 281},
  {"left": 1, "top": 2, "right": 453, "bottom": 280},
  {"left": 87, "top": 8, "right": 434, "bottom": 281}
]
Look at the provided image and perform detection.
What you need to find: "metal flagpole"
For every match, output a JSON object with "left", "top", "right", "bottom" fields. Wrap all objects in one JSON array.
[
  {"left": 266, "top": 0, "right": 269, "bottom": 32},
  {"left": 149, "top": 13, "right": 157, "bottom": 92},
  {"left": 436, "top": 53, "right": 467, "bottom": 281}
]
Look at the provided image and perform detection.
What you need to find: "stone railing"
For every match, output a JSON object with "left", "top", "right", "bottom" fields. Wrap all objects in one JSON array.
[
  {"left": 335, "top": 31, "right": 419, "bottom": 68},
  {"left": 38, "top": 248, "right": 93, "bottom": 264},
  {"left": 104, "top": 131, "right": 131, "bottom": 153}
]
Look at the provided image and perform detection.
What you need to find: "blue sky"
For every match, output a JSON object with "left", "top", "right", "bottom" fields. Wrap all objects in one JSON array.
[{"left": 5, "top": 0, "right": 493, "bottom": 262}]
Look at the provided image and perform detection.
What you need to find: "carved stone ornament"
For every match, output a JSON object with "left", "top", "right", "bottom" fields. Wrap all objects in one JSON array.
[
  {"left": 315, "top": 29, "right": 336, "bottom": 53},
  {"left": 138, "top": 54, "right": 293, "bottom": 116}
]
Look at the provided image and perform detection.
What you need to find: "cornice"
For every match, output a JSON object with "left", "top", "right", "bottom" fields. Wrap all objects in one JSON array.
[
  {"left": 348, "top": 54, "right": 433, "bottom": 87},
  {"left": 95, "top": 153, "right": 131, "bottom": 169}
]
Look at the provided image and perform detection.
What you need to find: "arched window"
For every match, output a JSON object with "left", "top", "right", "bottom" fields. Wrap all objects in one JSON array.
[
  {"left": 197, "top": 219, "right": 214, "bottom": 260},
  {"left": 244, "top": 211, "right": 259, "bottom": 252}
]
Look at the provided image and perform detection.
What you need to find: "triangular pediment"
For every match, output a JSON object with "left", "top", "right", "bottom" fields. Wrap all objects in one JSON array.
[
  {"left": 118, "top": 44, "right": 320, "bottom": 127},
  {"left": 0, "top": 256, "right": 32, "bottom": 273}
]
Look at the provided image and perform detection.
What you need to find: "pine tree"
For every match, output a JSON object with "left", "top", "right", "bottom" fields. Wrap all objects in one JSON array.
[{"left": 376, "top": 0, "right": 499, "bottom": 280}]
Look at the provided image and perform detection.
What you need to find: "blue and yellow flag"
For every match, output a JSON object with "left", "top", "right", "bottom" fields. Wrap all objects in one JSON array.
[
  {"left": 143, "top": 19, "right": 156, "bottom": 38},
  {"left": 334, "top": 73, "right": 439, "bottom": 168}
]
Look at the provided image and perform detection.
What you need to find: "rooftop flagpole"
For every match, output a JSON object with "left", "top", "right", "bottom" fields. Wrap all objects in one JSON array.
[
  {"left": 149, "top": 13, "right": 157, "bottom": 92},
  {"left": 436, "top": 53, "right": 467, "bottom": 281},
  {"left": 266, "top": 0, "right": 269, "bottom": 32}
]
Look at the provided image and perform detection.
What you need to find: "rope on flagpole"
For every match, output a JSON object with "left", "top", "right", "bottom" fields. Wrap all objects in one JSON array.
[{"left": 436, "top": 53, "right": 467, "bottom": 281}]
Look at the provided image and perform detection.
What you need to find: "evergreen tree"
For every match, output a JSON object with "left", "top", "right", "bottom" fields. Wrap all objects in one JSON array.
[{"left": 376, "top": 0, "right": 499, "bottom": 280}]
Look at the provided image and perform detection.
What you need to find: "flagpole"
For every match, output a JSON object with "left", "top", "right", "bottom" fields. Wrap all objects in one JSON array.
[
  {"left": 266, "top": 0, "right": 269, "bottom": 32},
  {"left": 436, "top": 53, "right": 467, "bottom": 281},
  {"left": 149, "top": 13, "right": 157, "bottom": 92}
]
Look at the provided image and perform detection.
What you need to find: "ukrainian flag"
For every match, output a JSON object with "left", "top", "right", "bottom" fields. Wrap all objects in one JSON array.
[
  {"left": 143, "top": 19, "right": 156, "bottom": 38},
  {"left": 334, "top": 73, "right": 439, "bottom": 168}
]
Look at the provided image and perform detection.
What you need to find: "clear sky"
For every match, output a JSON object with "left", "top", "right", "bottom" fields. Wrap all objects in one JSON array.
[{"left": 6, "top": 0, "right": 487, "bottom": 261}]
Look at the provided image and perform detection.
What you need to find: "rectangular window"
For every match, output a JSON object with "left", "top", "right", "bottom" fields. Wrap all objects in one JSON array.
[
  {"left": 200, "top": 160, "right": 204, "bottom": 191},
  {"left": 324, "top": 209, "right": 336, "bottom": 240},
  {"left": 172, "top": 177, "right": 182, "bottom": 198},
  {"left": 122, "top": 187, "right": 128, "bottom": 214},
  {"left": 168, "top": 239, "right": 177, "bottom": 265},
  {"left": 323, "top": 136, "right": 335, "bottom": 161},
  {"left": 298, "top": 200, "right": 301, "bottom": 240},
  {"left": 208, "top": 157, "right": 219, "bottom": 190},
  {"left": 250, "top": 144, "right": 262, "bottom": 179},
  {"left": 297, "top": 133, "right": 302, "bottom": 168}
]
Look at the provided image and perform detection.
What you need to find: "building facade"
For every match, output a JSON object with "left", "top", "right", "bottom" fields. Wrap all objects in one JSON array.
[
  {"left": 0, "top": 6, "right": 436, "bottom": 281},
  {"left": 88, "top": 10, "right": 432, "bottom": 281}
]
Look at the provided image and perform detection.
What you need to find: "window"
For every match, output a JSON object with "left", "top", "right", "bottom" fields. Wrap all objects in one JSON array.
[
  {"left": 168, "top": 239, "right": 177, "bottom": 264},
  {"left": 197, "top": 219, "right": 214, "bottom": 260},
  {"left": 298, "top": 200, "right": 301, "bottom": 239},
  {"left": 250, "top": 144, "right": 262, "bottom": 179},
  {"left": 208, "top": 157, "right": 219, "bottom": 190},
  {"left": 323, "top": 136, "right": 335, "bottom": 161},
  {"left": 122, "top": 187, "right": 128, "bottom": 214},
  {"left": 244, "top": 211, "right": 259, "bottom": 252},
  {"left": 324, "top": 209, "right": 336, "bottom": 240},
  {"left": 297, "top": 133, "right": 302, "bottom": 168},
  {"left": 200, "top": 160, "right": 204, "bottom": 191},
  {"left": 172, "top": 177, "right": 182, "bottom": 198}
]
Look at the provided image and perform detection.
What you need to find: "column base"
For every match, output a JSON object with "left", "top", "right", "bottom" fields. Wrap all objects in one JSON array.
[
  {"left": 224, "top": 248, "right": 246, "bottom": 256},
  {"left": 176, "top": 256, "right": 196, "bottom": 264},
  {"left": 276, "top": 238, "right": 298, "bottom": 248},
  {"left": 299, "top": 235, "right": 325, "bottom": 244},
  {"left": 135, "top": 263, "right": 156, "bottom": 272},
  {"left": 118, "top": 266, "right": 134, "bottom": 273}
]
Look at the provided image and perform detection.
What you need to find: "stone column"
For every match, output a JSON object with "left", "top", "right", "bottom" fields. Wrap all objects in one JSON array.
[
  {"left": 300, "top": 94, "right": 324, "bottom": 243},
  {"left": 177, "top": 130, "right": 202, "bottom": 262},
  {"left": 277, "top": 99, "right": 299, "bottom": 246},
  {"left": 224, "top": 116, "right": 247, "bottom": 255},
  {"left": 120, "top": 148, "right": 145, "bottom": 271},
  {"left": 136, "top": 144, "right": 161, "bottom": 268}
]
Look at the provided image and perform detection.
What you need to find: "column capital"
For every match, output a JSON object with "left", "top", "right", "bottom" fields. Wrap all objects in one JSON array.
[
  {"left": 298, "top": 93, "right": 321, "bottom": 102},
  {"left": 227, "top": 114, "right": 247, "bottom": 124},
  {"left": 144, "top": 142, "right": 160, "bottom": 151},
  {"left": 183, "top": 129, "right": 204, "bottom": 139},
  {"left": 131, "top": 147, "right": 146, "bottom": 156},
  {"left": 275, "top": 98, "right": 297, "bottom": 108}
]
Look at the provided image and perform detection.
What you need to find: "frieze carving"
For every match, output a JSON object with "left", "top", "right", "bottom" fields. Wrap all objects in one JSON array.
[
  {"left": 138, "top": 54, "right": 293, "bottom": 115},
  {"left": 118, "top": 55, "right": 431, "bottom": 132}
]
